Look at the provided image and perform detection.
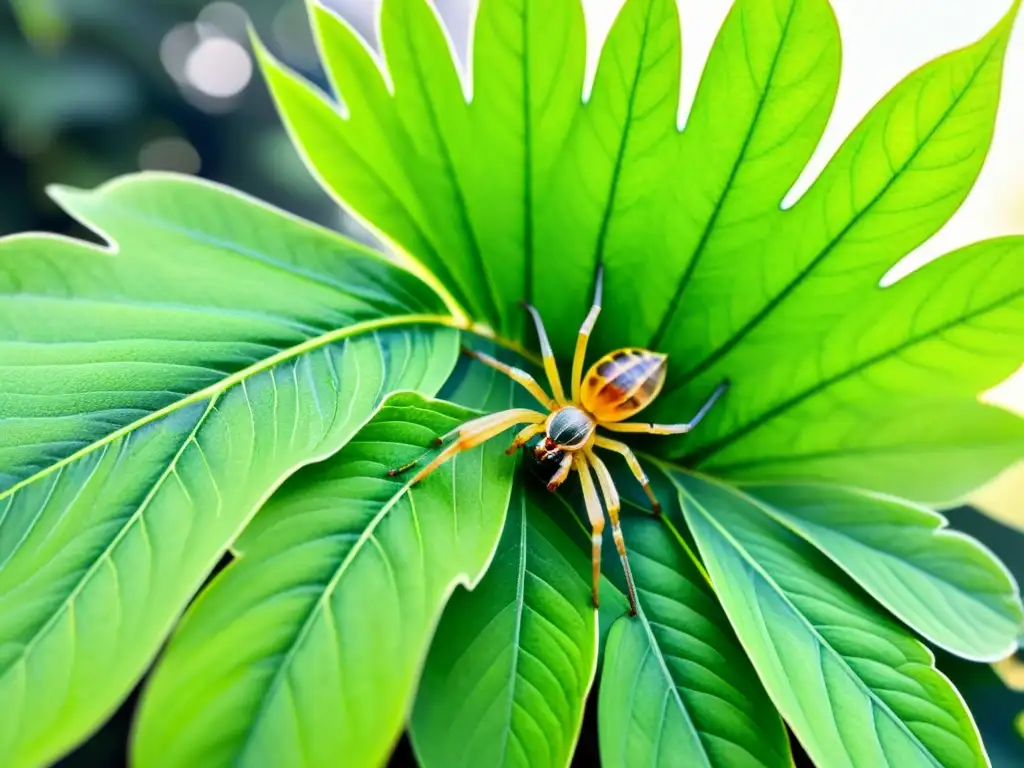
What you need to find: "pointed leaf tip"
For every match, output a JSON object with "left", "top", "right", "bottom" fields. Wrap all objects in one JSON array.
[
  {"left": 994, "top": 0, "right": 1022, "bottom": 32},
  {"left": 247, "top": 23, "right": 270, "bottom": 61},
  {"left": 44, "top": 182, "right": 83, "bottom": 208}
]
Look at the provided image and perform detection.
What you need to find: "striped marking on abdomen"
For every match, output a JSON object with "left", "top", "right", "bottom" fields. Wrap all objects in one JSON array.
[{"left": 582, "top": 348, "right": 666, "bottom": 420}]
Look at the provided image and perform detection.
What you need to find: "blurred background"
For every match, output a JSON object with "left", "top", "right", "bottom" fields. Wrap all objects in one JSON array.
[
  {"left": 0, "top": 0, "right": 1021, "bottom": 764},
  {"left": 0, "top": 0, "right": 365, "bottom": 242}
]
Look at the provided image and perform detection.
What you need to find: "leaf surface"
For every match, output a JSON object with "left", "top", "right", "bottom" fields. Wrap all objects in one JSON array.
[
  {"left": 532, "top": 0, "right": 686, "bottom": 346},
  {"left": 260, "top": 0, "right": 1024, "bottom": 496},
  {"left": 745, "top": 482, "right": 1023, "bottom": 661},
  {"left": 133, "top": 394, "right": 515, "bottom": 768},
  {"left": 259, "top": 0, "right": 585, "bottom": 341},
  {"left": 597, "top": 503, "right": 791, "bottom": 768},
  {"left": 655, "top": 4, "right": 1015, "bottom": 404},
  {"left": 656, "top": 10, "right": 1024, "bottom": 499},
  {"left": 638, "top": 0, "right": 840, "bottom": 363},
  {"left": 685, "top": 236, "right": 1024, "bottom": 502},
  {"left": 674, "top": 470, "right": 988, "bottom": 768},
  {"left": 404, "top": 340, "right": 597, "bottom": 767},
  {"left": 0, "top": 174, "right": 455, "bottom": 767},
  {"left": 410, "top": 485, "right": 597, "bottom": 768}
]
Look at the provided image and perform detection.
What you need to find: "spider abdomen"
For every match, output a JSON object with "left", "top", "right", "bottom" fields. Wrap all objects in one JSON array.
[{"left": 581, "top": 348, "right": 667, "bottom": 423}]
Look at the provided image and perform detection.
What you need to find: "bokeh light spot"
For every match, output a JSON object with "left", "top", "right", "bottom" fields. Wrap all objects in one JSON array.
[
  {"left": 138, "top": 137, "right": 202, "bottom": 174},
  {"left": 271, "top": 3, "right": 320, "bottom": 70},
  {"left": 197, "top": 2, "right": 250, "bottom": 42},
  {"left": 184, "top": 36, "right": 253, "bottom": 98},
  {"left": 159, "top": 23, "right": 200, "bottom": 85}
]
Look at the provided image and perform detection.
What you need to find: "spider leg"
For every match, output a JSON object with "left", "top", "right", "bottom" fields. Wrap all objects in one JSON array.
[
  {"left": 575, "top": 453, "right": 606, "bottom": 611},
  {"left": 545, "top": 451, "right": 574, "bottom": 492},
  {"left": 523, "top": 303, "right": 567, "bottom": 404},
  {"left": 587, "top": 449, "right": 639, "bottom": 616},
  {"left": 462, "top": 347, "right": 556, "bottom": 409},
  {"left": 506, "top": 423, "right": 546, "bottom": 455},
  {"left": 602, "top": 380, "right": 729, "bottom": 435},
  {"left": 571, "top": 265, "right": 603, "bottom": 403},
  {"left": 593, "top": 435, "right": 661, "bottom": 516},
  {"left": 389, "top": 409, "right": 545, "bottom": 483}
]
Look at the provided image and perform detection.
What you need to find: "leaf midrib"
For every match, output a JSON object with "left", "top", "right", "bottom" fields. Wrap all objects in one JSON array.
[
  {"left": 0, "top": 313, "right": 456, "bottom": 502},
  {"left": 522, "top": 0, "right": 535, "bottom": 332},
  {"left": 686, "top": 282, "right": 1024, "bottom": 465},
  {"left": 760, "top": 506, "right": 1017, "bottom": 638},
  {"left": 495, "top": 493, "right": 528, "bottom": 768},
  {"left": 632, "top": 583, "right": 713, "bottom": 768},
  {"left": 400, "top": 13, "right": 503, "bottom": 332},
  {"left": 672, "top": 472, "right": 945, "bottom": 767},
  {"left": 648, "top": 0, "right": 798, "bottom": 350},
  {"left": 590, "top": 0, "right": 657, "bottom": 282},
  {"left": 236, "top": 450, "right": 430, "bottom": 762},
  {"left": 663, "top": 31, "right": 1002, "bottom": 395}
]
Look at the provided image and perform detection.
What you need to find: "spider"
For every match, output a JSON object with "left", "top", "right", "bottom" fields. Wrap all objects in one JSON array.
[{"left": 390, "top": 268, "right": 727, "bottom": 616}]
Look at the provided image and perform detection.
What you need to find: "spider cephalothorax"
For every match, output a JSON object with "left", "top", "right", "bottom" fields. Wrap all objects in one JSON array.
[{"left": 391, "top": 269, "right": 727, "bottom": 616}]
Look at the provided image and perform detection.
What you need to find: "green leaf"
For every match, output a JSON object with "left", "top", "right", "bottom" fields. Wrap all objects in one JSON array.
[
  {"left": 532, "top": 0, "right": 685, "bottom": 346},
  {"left": 653, "top": 2, "right": 1015, "bottom": 408},
  {"left": 685, "top": 237, "right": 1024, "bottom": 502},
  {"left": 653, "top": 8, "right": 1024, "bottom": 499},
  {"left": 0, "top": 173, "right": 455, "bottom": 767},
  {"left": 410, "top": 345, "right": 598, "bottom": 768},
  {"left": 261, "top": 0, "right": 1024, "bottom": 497},
  {"left": 744, "top": 482, "right": 1023, "bottom": 662},
  {"left": 597, "top": 507, "right": 791, "bottom": 768},
  {"left": 674, "top": 470, "right": 988, "bottom": 768},
  {"left": 258, "top": 0, "right": 586, "bottom": 340},
  {"left": 133, "top": 393, "right": 515, "bottom": 768},
  {"left": 615, "top": 0, "right": 841, "bottom": 363},
  {"left": 648, "top": 3, "right": 1021, "bottom": 469},
  {"left": 439, "top": 338, "right": 541, "bottom": 414},
  {"left": 410, "top": 484, "right": 597, "bottom": 768}
]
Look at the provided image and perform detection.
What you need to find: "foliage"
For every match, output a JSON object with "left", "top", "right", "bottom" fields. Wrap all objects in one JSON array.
[
  {"left": 134, "top": 394, "right": 517, "bottom": 767},
  {"left": 0, "top": 176, "right": 456, "bottom": 767},
  {"left": 258, "top": 0, "right": 1024, "bottom": 504},
  {"left": 1, "top": 0, "right": 1023, "bottom": 766}
]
